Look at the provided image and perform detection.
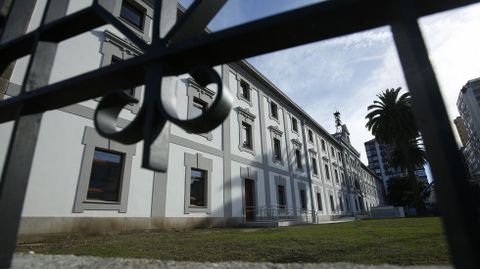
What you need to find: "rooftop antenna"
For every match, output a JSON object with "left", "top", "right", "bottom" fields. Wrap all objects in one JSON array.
[{"left": 334, "top": 110, "right": 342, "bottom": 133}]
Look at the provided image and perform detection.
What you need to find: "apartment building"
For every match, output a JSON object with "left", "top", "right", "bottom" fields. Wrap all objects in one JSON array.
[
  {"left": 364, "top": 138, "right": 428, "bottom": 192},
  {"left": 0, "top": 0, "right": 383, "bottom": 234},
  {"left": 457, "top": 78, "right": 480, "bottom": 179}
]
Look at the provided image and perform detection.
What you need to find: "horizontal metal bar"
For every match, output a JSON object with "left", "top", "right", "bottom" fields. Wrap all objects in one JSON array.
[
  {"left": 0, "top": 0, "right": 477, "bottom": 123},
  {"left": 0, "top": 6, "right": 105, "bottom": 64}
]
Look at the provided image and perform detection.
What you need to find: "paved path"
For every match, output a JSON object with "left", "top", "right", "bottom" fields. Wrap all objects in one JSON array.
[{"left": 10, "top": 253, "right": 452, "bottom": 269}]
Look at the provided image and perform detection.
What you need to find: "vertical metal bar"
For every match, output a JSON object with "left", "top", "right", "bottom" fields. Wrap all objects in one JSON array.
[
  {"left": 391, "top": 2, "right": 480, "bottom": 268},
  {"left": 0, "top": 0, "right": 68, "bottom": 267}
]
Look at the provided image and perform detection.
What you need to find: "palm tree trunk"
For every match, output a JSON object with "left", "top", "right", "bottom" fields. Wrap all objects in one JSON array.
[{"left": 399, "top": 142, "right": 425, "bottom": 215}]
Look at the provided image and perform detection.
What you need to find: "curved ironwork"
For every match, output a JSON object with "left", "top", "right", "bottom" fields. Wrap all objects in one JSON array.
[
  {"left": 94, "top": 66, "right": 232, "bottom": 145},
  {"left": 1, "top": 0, "right": 480, "bottom": 268}
]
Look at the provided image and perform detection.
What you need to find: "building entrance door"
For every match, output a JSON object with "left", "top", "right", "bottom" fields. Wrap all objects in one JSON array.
[{"left": 245, "top": 179, "right": 255, "bottom": 221}]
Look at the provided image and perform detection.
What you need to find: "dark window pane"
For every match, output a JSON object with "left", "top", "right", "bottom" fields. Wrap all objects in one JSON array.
[
  {"left": 292, "top": 118, "right": 298, "bottom": 132},
  {"left": 87, "top": 149, "right": 124, "bottom": 202},
  {"left": 240, "top": 81, "right": 250, "bottom": 100},
  {"left": 277, "top": 185, "right": 286, "bottom": 208},
  {"left": 316, "top": 193, "right": 323, "bottom": 211},
  {"left": 325, "top": 164, "right": 330, "bottom": 179},
  {"left": 312, "top": 157, "right": 318, "bottom": 175},
  {"left": 308, "top": 130, "right": 313, "bottom": 142},
  {"left": 190, "top": 169, "right": 206, "bottom": 207},
  {"left": 295, "top": 149, "right": 302, "bottom": 169},
  {"left": 330, "top": 195, "right": 335, "bottom": 211},
  {"left": 120, "top": 1, "right": 144, "bottom": 30},
  {"left": 273, "top": 138, "right": 281, "bottom": 160},
  {"left": 271, "top": 102, "right": 278, "bottom": 119},
  {"left": 300, "top": 189, "right": 307, "bottom": 209},
  {"left": 242, "top": 122, "right": 252, "bottom": 149}
]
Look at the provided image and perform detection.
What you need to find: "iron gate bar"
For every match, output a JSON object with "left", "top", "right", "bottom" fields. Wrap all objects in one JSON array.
[
  {"left": 390, "top": 1, "right": 480, "bottom": 268},
  {"left": 0, "top": 0, "right": 479, "bottom": 268},
  {"left": 0, "top": 0, "right": 68, "bottom": 267},
  {"left": 1, "top": 0, "right": 479, "bottom": 125}
]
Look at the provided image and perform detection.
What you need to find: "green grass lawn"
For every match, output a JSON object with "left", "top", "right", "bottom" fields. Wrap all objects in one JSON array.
[{"left": 16, "top": 217, "right": 450, "bottom": 265}]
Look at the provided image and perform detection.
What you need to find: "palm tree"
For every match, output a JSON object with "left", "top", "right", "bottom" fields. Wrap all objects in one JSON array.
[
  {"left": 365, "top": 87, "right": 427, "bottom": 214},
  {"left": 388, "top": 137, "right": 427, "bottom": 171}
]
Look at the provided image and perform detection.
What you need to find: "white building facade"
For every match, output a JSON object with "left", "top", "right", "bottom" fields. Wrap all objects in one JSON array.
[{"left": 0, "top": 0, "right": 383, "bottom": 235}]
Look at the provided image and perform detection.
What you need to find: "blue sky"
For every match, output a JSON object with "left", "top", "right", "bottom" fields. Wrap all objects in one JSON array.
[{"left": 180, "top": 1, "right": 480, "bottom": 176}]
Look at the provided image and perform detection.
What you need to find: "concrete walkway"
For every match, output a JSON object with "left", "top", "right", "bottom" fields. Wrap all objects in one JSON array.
[{"left": 10, "top": 253, "right": 452, "bottom": 269}]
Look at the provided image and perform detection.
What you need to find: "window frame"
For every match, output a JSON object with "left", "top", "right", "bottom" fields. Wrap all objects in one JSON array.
[
  {"left": 311, "top": 156, "right": 319, "bottom": 176},
  {"left": 329, "top": 194, "right": 335, "bottom": 212},
  {"left": 275, "top": 176, "right": 288, "bottom": 209},
  {"left": 308, "top": 129, "right": 314, "bottom": 143},
  {"left": 298, "top": 182, "right": 308, "bottom": 210},
  {"left": 187, "top": 78, "right": 215, "bottom": 141},
  {"left": 189, "top": 168, "right": 208, "bottom": 207},
  {"left": 295, "top": 149, "right": 303, "bottom": 170},
  {"left": 119, "top": 0, "right": 146, "bottom": 31},
  {"left": 269, "top": 125, "right": 284, "bottom": 164},
  {"left": 237, "top": 107, "right": 256, "bottom": 155},
  {"left": 269, "top": 99, "right": 280, "bottom": 123},
  {"left": 184, "top": 153, "right": 213, "bottom": 214},
  {"left": 291, "top": 116, "right": 299, "bottom": 133},
  {"left": 316, "top": 191, "right": 323, "bottom": 211},
  {"left": 292, "top": 138, "right": 303, "bottom": 171},
  {"left": 236, "top": 74, "right": 253, "bottom": 106},
  {"left": 113, "top": 0, "right": 153, "bottom": 42},
  {"left": 324, "top": 164, "right": 331, "bottom": 181},
  {"left": 86, "top": 148, "right": 125, "bottom": 203},
  {"left": 100, "top": 30, "right": 143, "bottom": 114},
  {"left": 73, "top": 127, "right": 136, "bottom": 213}
]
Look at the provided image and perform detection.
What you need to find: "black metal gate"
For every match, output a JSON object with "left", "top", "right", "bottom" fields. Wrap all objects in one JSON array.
[{"left": 0, "top": 0, "right": 479, "bottom": 268}]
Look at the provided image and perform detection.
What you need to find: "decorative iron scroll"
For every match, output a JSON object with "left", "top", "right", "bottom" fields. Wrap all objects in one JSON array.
[{"left": 1, "top": 0, "right": 480, "bottom": 268}]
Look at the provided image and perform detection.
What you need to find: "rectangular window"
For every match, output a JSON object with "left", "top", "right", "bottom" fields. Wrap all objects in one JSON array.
[
  {"left": 311, "top": 157, "right": 318, "bottom": 175},
  {"left": 277, "top": 185, "right": 286, "bottom": 209},
  {"left": 191, "top": 97, "right": 207, "bottom": 118},
  {"left": 110, "top": 56, "right": 135, "bottom": 97},
  {"left": 300, "top": 189, "right": 307, "bottom": 209},
  {"left": 339, "top": 197, "right": 344, "bottom": 211},
  {"left": 292, "top": 117, "right": 298, "bottom": 132},
  {"left": 120, "top": 0, "right": 145, "bottom": 30},
  {"left": 331, "top": 146, "right": 335, "bottom": 156},
  {"left": 240, "top": 80, "right": 250, "bottom": 101},
  {"left": 335, "top": 170, "right": 339, "bottom": 183},
  {"left": 242, "top": 122, "right": 253, "bottom": 149},
  {"left": 295, "top": 149, "right": 302, "bottom": 169},
  {"left": 330, "top": 195, "right": 335, "bottom": 212},
  {"left": 345, "top": 197, "right": 350, "bottom": 211},
  {"left": 270, "top": 101, "right": 278, "bottom": 119},
  {"left": 190, "top": 169, "right": 207, "bottom": 207},
  {"left": 273, "top": 138, "right": 282, "bottom": 161},
  {"left": 87, "top": 149, "right": 124, "bottom": 202},
  {"left": 308, "top": 129, "right": 314, "bottom": 142},
  {"left": 321, "top": 139, "right": 326, "bottom": 151},
  {"left": 316, "top": 192, "right": 323, "bottom": 211},
  {"left": 325, "top": 164, "right": 330, "bottom": 180}
]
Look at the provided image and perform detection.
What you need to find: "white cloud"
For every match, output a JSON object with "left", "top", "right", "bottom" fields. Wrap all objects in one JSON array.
[
  {"left": 420, "top": 3, "right": 480, "bottom": 122},
  {"left": 244, "top": 3, "right": 480, "bottom": 170}
]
